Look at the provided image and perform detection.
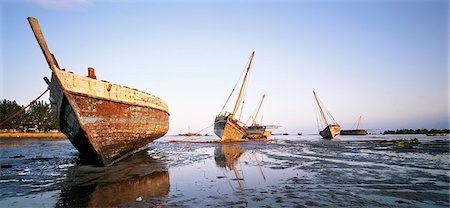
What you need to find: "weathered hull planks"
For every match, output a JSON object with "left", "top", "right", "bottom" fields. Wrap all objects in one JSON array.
[
  {"left": 319, "top": 124, "right": 341, "bottom": 139},
  {"left": 66, "top": 93, "right": 169, "bottom": 165},
  {"left": 214, "top": 115, "right": 246, "bottom": 142},
  {"left": 50, "top": 68, "right": 169, "bottom": 166},
  {"left": 246, "top": 125, "right": 268, "bottom": 139}
]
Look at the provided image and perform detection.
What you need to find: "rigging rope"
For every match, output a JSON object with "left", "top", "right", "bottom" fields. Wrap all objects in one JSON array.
[
  {"left": 0, "top": 88, "right": 49, "bottom": 127},
  {"left": 219, "top": 55, "right": 252, "bottom": 114},
  {"left": 238, "top": 72, "right": 250, "bottom": 120},
  {"left": 195, "top": 124, "right": 214, "bottom": 134},
  {"left": 314, "top": 98, "right": 322, "bottom": 132}
]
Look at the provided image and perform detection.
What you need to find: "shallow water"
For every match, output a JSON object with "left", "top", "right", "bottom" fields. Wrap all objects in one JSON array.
[{"left": 0, "top": 134, "right": 448, "bottom": 207}]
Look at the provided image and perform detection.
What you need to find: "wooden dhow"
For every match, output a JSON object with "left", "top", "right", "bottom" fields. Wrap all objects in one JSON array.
[
  {"left": 214, "top": 51, "right": 255, "bottom": 142},
  {"left": 313, "top": 91, "right": 340, "bottom": 139},
  {"left": 28, "top": 17, "right": 169, "bottom": 166},
  {"left": 245, "top": 94, "right": 271, "bottom": 139}
]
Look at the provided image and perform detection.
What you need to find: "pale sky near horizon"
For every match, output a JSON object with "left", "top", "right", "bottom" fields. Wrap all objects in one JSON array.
[{"left": 1, "top": 0, "right": 449, "bottom": 134}]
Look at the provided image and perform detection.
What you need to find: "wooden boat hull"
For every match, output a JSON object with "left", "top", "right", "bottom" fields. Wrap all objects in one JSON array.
[
  {"left": 50, "top": 68, "right": 169, "bottom": 166},
  {"left": 246, "top": 125, "right": 269, "bottom": 139},
  {"left": 319, "top": 124, "right": 341, "bottom": 139},
  {"left": 214, "top": 114, "right": 246, "bottom": 142},
  {"left": 340, "top": 129, "right": 368, "bottom": 135}
]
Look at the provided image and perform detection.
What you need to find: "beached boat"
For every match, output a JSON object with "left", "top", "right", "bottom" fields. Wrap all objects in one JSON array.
[
  {"left": 340, "top": 129, "right": 368, "bottom": 135},
  {"left": 313, "top": 91, "right": 340, "bottom": 139},
  {"left": 28, "top": 17, "right": 169, "bottom": 166},
  {"left": 245, "top": 94, "right": 271, "bottom": 139},
  {"left": 214, "top": 51, "right": 255, "bottom": 142},
  {"left": 246, "top": 124, "right": 267, "bottom": 139},
  {"left": 341, "top": 116, "right": 368, "bottom": 135}
]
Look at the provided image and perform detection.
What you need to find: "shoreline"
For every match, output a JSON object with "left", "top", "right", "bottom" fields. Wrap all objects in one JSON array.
[{"left": 0, "top": 132, "right": 67, "bottom": 139}]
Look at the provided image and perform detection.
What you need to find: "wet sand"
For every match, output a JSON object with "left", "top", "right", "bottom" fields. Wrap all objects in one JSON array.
[{"left": 0, "top": 134, "right": 448, "bottom": 207}]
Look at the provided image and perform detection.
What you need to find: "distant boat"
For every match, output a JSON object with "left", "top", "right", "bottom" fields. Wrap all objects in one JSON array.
[
  {"left": 426, "top": 133, "right": 448, "bottom": 136},
  {"left": 214, "top": 51, "right": 255, "bottom": 142},
  {"left": 313, "top": 91, "right": 340, "bottom": 139},
  {"left": 179, "top": 126, "right": 203, "bottom": 136},
  {"left": 340, "top": 116, "right": 368, "bottom": 135},
  {"left": 178, "top": 133, "right": 202, "bottom": 136},
  {"left": 245, "top": 94, "right": 271, "bottom": 140}
]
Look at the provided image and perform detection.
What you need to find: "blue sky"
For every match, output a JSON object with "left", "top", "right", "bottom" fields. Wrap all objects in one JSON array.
[{"left": 1, "top": 0, "right": 448, "bottom": 134}]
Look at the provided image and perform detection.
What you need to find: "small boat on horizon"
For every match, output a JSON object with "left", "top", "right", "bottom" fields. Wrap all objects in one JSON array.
[
  {"left": 313, "top": 91, "right": 340, "bottom": 139},
  {"left": 340, "top": 116, "right": 368, "bottom": 135},
  {"left": 214, "top": 51, "right": 255, "bottom": 142},
  {"left": 178, "top": 132, "right": 203, "bottom": 136},
  {"left": 425, "top": 133, "right": 448, "bottom": 136},
  {"left": 178, "top": 126, "right": 203, "bottom": 136}
]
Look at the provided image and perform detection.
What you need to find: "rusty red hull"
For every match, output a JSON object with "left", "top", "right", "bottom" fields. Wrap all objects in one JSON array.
[
  {"left": 48, "top": 71, "right": 169, "bottom": 166},
  {"left": 64, "top": 93, "right": 168, "bottom": 166}
]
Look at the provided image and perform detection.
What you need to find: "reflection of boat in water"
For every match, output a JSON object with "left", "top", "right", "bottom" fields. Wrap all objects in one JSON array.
[
  {"left": 214, "top": 143, "right": 245, "bottom": 188},
  {"left": 341, "top": 116, "right": 368, "bottom": 135},
  {"left": 56, "top": 149, "right": 169, "bottom": 207},
  {"left": 214, "top": 144, "right": 245, "bottom": 169},
  {"left": 28, "top": 17, "right": 169, "bottom": 166},
  {"left": 87, "top": 171, "right": 169, "bottom": 207},
  {"left": 214, "top": 52, "right": 255, "bottom": 142},
  {"left": 313, "top": 91, "right": 340, "bottom": 139}
]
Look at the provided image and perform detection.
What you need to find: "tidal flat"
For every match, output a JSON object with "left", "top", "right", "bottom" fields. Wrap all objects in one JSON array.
[{"left": 0, "top": 135, "right": 449, "bottom": 207}]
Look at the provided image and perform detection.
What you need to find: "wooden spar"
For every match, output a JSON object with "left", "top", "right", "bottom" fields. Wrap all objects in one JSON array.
[
  {"left": 351, "top": 116, "right": 363, "bottom": 129},
  {"left": 231, "top": 162, "right": 244, "bottom": 188},
  {"left": 356, "top": 116, "right": 362, "bottom": 129},
  {"left": 252, "top": 94, "right": 266, "bottom": 126},
  {"left": 27, "top": 17, "right": 57, "bottom": 71},
  {"left": 231, "top": 51, "right": 255, "bottom": 119},
  {"left": 313, "top": 91, "right": 329, "bottom": 126}
]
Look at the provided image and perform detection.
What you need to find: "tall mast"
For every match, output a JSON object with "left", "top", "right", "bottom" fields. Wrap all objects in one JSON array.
[
  {"left": 231, "top": 51, "right": 255, "bottom": 119},
  {"left": 356, "top": 116, "right": 362, "bottom": 129},
  {"left": 27, "top": 17, "right": 58, "bottom": 71},
  {"left": 252, "top": 94, "right": 266, "bottom": 126},
  {"left": 313, "top": 91, "right": 329, "bottom": 126}
]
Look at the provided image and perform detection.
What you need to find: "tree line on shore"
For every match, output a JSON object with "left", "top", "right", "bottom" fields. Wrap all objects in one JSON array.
[
  {"left": 0, "top": 99, "right": 59, "bottom": 132},
  {"left": 383, "top": 128, "right": 449, "bottom": 135}
]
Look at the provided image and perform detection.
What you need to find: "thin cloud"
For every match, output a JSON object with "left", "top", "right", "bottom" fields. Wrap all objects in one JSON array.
[{"left": 26, "top": 0, "right": 93, "bottom": 10}]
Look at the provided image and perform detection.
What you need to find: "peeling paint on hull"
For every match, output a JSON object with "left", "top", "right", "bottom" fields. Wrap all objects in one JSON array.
[{"left": 50, "top": 71, "right": 169, "bottom": 166}]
